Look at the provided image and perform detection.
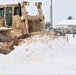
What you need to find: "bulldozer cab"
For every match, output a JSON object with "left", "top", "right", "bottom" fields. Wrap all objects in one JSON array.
[
  {"left": 0, "top": 4, "right": 21, "bottom": 27},
  {"left": 0, "top": 4, "right": 23, "bottom": 38}
]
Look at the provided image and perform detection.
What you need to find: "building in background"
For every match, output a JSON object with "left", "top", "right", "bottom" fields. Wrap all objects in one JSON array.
[{"left": 56, "top": 20, "right": 76, "bottom": 33}]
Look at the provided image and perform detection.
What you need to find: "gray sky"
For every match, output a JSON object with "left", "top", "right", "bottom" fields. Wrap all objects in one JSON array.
[{"left": 0, "top": 0, "right": 76, "bottom": 27}]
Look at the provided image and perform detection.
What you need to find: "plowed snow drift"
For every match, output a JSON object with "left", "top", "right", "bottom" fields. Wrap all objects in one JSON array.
[{"left": 0, "top": 32, "right": 76, "bottom": 74}]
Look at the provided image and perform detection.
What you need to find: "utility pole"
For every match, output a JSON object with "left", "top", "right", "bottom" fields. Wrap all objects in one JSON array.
[{"left": 50, "top": 0, "right": 53, "bottom": 29}]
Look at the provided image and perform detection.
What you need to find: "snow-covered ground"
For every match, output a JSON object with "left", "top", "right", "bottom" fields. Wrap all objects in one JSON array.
[
  {"left": 66, "top": 34, "right": 76, "bottom": 46},
  {"left": 0, "top": 33, "right": 76, "bottom": 74}
]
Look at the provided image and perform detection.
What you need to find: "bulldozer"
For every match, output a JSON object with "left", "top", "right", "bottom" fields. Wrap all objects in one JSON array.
[{"left": 0, "top": 1, "right": 45, "bottom": 54}]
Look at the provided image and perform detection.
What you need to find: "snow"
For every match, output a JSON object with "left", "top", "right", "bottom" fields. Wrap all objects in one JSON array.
[
  {"left": 66, "top": 34, "right": 76, "bottom": 46},
  {"left": 0, "top": 27, "right": 12, "bottom": 31},
  {"left": 0, "top": 33, "right": 76, "bottom": 74}
]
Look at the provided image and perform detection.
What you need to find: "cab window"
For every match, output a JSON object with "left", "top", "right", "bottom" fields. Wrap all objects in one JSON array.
[{"left": 0, "top": 8, "right": 4, "bottom": 18}]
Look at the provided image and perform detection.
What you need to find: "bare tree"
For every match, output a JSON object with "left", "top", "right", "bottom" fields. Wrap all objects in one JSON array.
[{"left": 67, "top": 16, "right": 73, "bottom": 20}]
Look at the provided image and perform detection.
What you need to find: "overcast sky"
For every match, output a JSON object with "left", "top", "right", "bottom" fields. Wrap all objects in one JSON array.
[{"left": 0, "top": 0, "right": 76, "bottom": 27}]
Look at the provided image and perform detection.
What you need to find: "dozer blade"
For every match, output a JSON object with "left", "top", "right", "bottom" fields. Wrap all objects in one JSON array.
[{"left": 0, "top": 36, "right": 18, "bottom": 55}]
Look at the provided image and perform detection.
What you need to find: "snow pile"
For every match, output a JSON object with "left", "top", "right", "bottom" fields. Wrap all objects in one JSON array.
[{"left": 0, "top": 33, "right": 76, "bottom": 74}]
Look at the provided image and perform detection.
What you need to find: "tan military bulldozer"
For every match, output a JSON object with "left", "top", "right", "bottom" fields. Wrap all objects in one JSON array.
[{"left": 0, "top": 1, "right": 45, "bottom": 54}]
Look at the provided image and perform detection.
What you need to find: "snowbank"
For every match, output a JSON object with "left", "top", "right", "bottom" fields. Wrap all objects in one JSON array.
[{"left": 0, "top": 33, "right": 76, "bottom": 74}]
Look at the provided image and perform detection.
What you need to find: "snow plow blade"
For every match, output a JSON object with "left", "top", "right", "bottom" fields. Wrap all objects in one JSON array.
[{"left": 0, "top": 36, "right": 18, "bottom": 55}]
